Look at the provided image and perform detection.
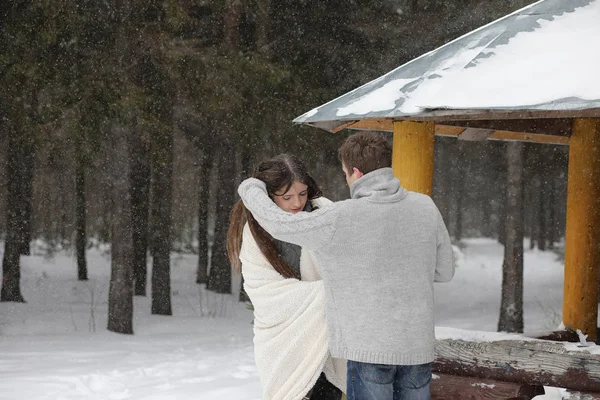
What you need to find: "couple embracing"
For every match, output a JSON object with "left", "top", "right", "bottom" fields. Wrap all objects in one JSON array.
[{"left": 228, "top": 131, "right": 454, "bottom": 400}]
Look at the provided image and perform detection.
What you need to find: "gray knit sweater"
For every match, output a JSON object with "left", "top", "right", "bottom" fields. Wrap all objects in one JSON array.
[{"left": 238, "top": 168, "right": 454, "bottom": 365}]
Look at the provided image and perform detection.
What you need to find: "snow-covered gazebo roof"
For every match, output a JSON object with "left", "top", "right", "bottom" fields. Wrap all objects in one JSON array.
[{"left": 294, "top": 0, "right": 600, "bottom": 133}]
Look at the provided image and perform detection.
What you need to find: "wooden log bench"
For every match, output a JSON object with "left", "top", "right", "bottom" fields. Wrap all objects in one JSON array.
[{"left": 431, "top": 328, "right": 600, "bottom": 400}]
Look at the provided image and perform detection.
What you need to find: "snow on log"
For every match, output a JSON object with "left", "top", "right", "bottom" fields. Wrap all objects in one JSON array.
[{"left": 565, "top": 390, "right": 600, "bottom": 400}]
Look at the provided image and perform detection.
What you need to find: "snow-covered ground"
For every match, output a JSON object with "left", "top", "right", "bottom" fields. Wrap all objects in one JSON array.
[{"left": 0, "top": 238, "right": 573, "bottom": 399}]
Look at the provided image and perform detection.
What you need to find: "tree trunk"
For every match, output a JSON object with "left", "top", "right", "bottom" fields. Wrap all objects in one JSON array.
[
  {"left": 207, "top": 149, "right": 235, "bottom": 294},
  {"left": 482, "top": 196, "right": 493, "bottom": 238},
  {"left": 224, "top": 0, "right": 244, "bottom": 47},
  {"left": 255, "top": 0, "right": 271, "bottom": 51},
  {"left": 100, "top": 192, "right": 112, "bottom": 243},
  {"left": 58, "top": 168, "right": 69, "bottom": 242},
  {"left": 496, "top": 143, "right": 507, "bottom": 246},
  {"left": 238, "top": 150, "right": 252, "bottom": 302},
  {"left": 18, "top": 134, "right": 34, "bottom": 256},
  {"left": 497, "top": 198, "right": 506, "bottom": 246},
  {"left": 480, "top": 144, "right": 493, "bottom": 237},
  {"left": 241, "top": 150, "right": 253, "bottom": 181},
  {"left": 529, "top": 177, "right": 539, "bottom": 250},
  {"left": 498, "top": 141, "right": 524, "bottom": 333},
  {"left": 207, "top": 0, "right": 243, "bottom": 294},
  {"left": 1, "top": 240, "right": 23, "bottom": 302},
  {"left": 537, "top": 150, "right": 550, "bottom": 251},
  {"left": 75, "top": 152, "right": 88, "bottom": 281},
  {"left": 196, "top": 145, "right": 214, "bottom": 284},
  {"left": 547, "top": 173, "right": 556, "bottom": 249},
  {"left": 18, "top": 90, "right": 37, "bottom": 256},
  {"left": 434, "top": 138, "right": 450, "bottom": 225},
  {"left": 131, "top": 127, "right": 150, "bottom": 296},
  {"left": 151, "top": 127, "right": 174, "bottom": 315},
  {"left": 1, "top": 128, "right": 30, "bottom": 302},
  {"left": 538, "top": 177, "right": 547, "bottom": 251},
  {"left": 453, "top": 141, "right": 465, "bottom": 241},
  {"left": 107, "top": 126, "right": 134, "bottom": 334}
]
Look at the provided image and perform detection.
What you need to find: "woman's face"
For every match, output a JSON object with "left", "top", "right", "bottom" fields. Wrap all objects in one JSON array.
[{"left": 272, "top": 181, "right": 308, "bottom": 214}]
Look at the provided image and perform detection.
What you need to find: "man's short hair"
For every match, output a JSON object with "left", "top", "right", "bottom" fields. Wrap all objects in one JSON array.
[{"left": 338, "top": 131, "right": 392, "bottom": 175}]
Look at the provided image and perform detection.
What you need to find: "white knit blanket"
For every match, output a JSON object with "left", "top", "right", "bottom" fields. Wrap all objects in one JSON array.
[{"left": 240, "top": 198, "right": 346, "bottom": 400}]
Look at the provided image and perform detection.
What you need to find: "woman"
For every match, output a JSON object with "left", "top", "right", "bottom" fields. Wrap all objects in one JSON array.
[{"left": 227, "top": 154, "right": 346, "bottom": 400}]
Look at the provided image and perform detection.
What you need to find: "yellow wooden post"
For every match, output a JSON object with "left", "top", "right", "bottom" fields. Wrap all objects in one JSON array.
[
  {"left": 563, "top": 118, "right": 600, "bottom": 340},
  {"left": 392, "top": 121, "right": 435, "bottom": 195}
]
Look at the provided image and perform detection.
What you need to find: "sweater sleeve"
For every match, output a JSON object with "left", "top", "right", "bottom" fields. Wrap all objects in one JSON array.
[
  {"left": 238, "top": 178, "right": 338, "bottom": 251},
  {"left": 434, "top": 208, "right": 455, "bottom": 283}
]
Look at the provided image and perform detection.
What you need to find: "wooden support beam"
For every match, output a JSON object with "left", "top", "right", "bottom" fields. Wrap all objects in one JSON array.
[
  {"left": 340, "top": 119, "right": 569, "bottom": 145},
  {"left": 563, "top": 118, "right": 600, "bottom": 341},
  {"left": 435, "top": 337, "right": 600, "bottom": 393},
  {"left": 392, "top": 121, "right": 435, "bottom": 196},
  {"left": 346, "top": 118, "right": 394, "bottom": 131},
  {"left": 330, "top": 120, "right": 357, "bottom": 133},
  {"left": 489, "top": 130, "right": 569, "bottom": 145},
  {"left": 459, "top": 127, "right": 495, "bottom": 141},
  {"left": 443, "top": 118, "right": 573, "bottom": 136},
  {"left": 431, "top": 372, "right": 544, "bottom": 400},
  {"left": 434, "top": 125, "right": 465, "bottom": 136}
]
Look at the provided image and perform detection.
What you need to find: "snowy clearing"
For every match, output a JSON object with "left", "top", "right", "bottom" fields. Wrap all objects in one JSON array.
[{"left": 0, "top": 239, "right": 574, "bottom": 399}]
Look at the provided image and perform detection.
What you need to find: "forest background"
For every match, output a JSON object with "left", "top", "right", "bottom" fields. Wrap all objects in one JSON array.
[{"left": 0, "top": 0, "right": 566, "bottom": 333}]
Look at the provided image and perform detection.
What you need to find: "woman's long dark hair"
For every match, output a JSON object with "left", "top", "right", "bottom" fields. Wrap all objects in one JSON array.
[{"left": 227, "top": 154, "right": 322, "bottom": 279}]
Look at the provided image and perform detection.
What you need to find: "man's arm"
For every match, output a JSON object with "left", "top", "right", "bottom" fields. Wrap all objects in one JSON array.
[
  {"left": 238, "top": 178, "right": 338, "bottom": 250},
  {"left": 434, "top": 209, "right": 454, "bottom": 283}
]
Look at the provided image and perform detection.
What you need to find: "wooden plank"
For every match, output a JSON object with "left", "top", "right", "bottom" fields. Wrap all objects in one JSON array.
[
  {"left": 432, "top": 372, "right": 544, "bottom": 400},
  {"left": 435, "top": 337, "right": 600, "bottom": 393},
  {"left": 459, "top": 128, "right": 495, "bottom": 141},
  {"left": 336, "top": 120, "right": 569, "bottom": 145},
  {"left": 563, "top": 118, "right": 600, "bottom": 341},
  {"left": 435, "top": 125, "right": 465, "bottom": 136},
  {"left": 392, "top": 121, "right": 435, "bottom": 196},
  {"left": 330, "top": 120, "right": 358, "bottom": 133},
  {"left": 489, "top": 130, "right": 569, "bottom": 145},
  {"left": 335, "top": 118, "right": 575, "bottom": 136},
  {"left": 442, "top": 118, "right": 573, "bottom": 136},
  {"left": 347, "top": 118, "right": 394, "bottom": 132},
  {"left": 337, "top": 119, "right": 467, "bottom": 136},
  {"left": 308, "top": 120, "right": 355, "bottom": 132}
]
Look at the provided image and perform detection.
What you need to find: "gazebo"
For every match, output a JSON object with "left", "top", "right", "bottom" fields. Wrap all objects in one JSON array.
[{"left": 295, "top": 0, "right": 600, "bottom": 343}]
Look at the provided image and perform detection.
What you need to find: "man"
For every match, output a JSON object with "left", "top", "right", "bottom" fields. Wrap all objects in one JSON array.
[{"left": 238, "top": 131, "right": 454, "bottom": 400}]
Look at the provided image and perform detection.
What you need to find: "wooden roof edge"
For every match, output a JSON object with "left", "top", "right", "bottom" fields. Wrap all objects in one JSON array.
[
  {"left": 411, "top": 107, "right": 600, "bottom": 122},
  {"left": 300, "top": 108, "right": 600, "bottom": 130}
]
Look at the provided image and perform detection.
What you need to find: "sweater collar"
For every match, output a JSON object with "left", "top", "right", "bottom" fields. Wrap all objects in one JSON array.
[{"left": 350, "top": 168, "right": 408, "bottom": 202}]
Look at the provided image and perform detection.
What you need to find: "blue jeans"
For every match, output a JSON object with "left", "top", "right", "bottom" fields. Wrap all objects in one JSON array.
[{"left": 347, "top": 361, "right": 432, "bottom": 400}]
